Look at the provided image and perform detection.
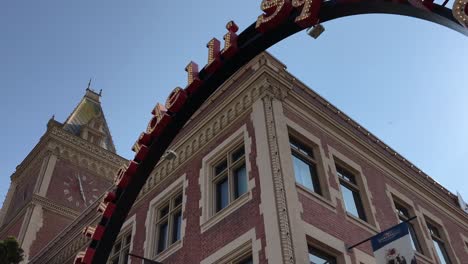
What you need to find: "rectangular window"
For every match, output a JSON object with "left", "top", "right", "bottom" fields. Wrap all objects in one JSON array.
[
  {"left": 290, "top": 137, "right": 322, "bottom": 195},
  {"left": 427, "top": 222, "right": 451, "bottom": 264},
  {"left": 108, "top": 231, "right": 131, "bottom": 264},
  {"left": 213, "top": 144, "right": 247, "bottom": 213},
  {"left": 394, "top": 202, "right": 422, "bottom": 253},
  {"left": 155, "top": 192, "right": 183, "bottom": 254},
  {"left": 336, "top": 165, "right": 366, "bottom": 221},
  {"left": 308, "top": 246, "right": 337, "bottom": 264}
]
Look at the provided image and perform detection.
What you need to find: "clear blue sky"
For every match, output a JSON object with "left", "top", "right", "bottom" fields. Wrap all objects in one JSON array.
[{"left": 1, "top": 1, "right": 467, "bottom": 207}]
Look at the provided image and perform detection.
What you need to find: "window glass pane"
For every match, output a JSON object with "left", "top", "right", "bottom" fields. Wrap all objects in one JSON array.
[
  {"left": 395, "top": 203, "right": 410, "bottom": 219},
  {"left": 216, "top": 177, "right": 229, "bottom": 212},
  {"left": 172, "top": 210, "right": 182, "bottom": 243},
  {"left": 122, "top": 248, "right": 129, "bottom": 264},
  {"left": 234, "top": 165, "right": 248, "bottom": 198},
  {"left": 428, "top": 224, "right": 440, "bottom": 238},
  {"left": 113, "top": 242, "right": 121, "bottom": 253},
  {"left": 290, "top": 138, "right": 314, "bottom": 159},
  {"left": 433, "top": 240, "right": 451, "bottom": 264},
  {"left": 309, "top": 247, "right": 336, "bottom": 264},
  {"left": 174, "top": 194, "right": 183, "bottom": 207},
  {"left": 336, "top": 166, "right": 355, "bottom": 184},
  {"left": 111, "top": 257, "right": 119, "bottom": 264},
  {"left": 157, "top": 221, "right": 168, "bottom": 253},
  {"left": 408, "top": 224, "right": 421, "bottom": 252},
  {"left": 237, "top": 256, "right": 253, "bottom": 264},
  {"left": 215, "top": 159, "right": 228, "bottom": 175},
  {"left": 232, "top": 146, "right": 245, "bottom": 162},
  {"left": 341, "top": 183, "right": 365, "bottom": 220},
  {"left": 159, "top": 205, "right": 169, "bottom": 219},
  {"left": 293, "top": 155, "right": 314, "bottom": 190}
]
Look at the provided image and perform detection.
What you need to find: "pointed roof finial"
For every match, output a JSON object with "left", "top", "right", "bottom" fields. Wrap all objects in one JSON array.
[
  {"left": 99, "top": 89, "right": 102, "bottom": 96},
  {"left": 87, "top": 78, "right": 92, "bottom": 90}
]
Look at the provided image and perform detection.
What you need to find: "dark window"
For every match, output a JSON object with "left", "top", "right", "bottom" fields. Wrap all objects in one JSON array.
[
  {"left": 427, "top": 222, "right": 451, "bottom": 264},
  {"left": 108, "top": 232, "right": 131, "bottom": 264},
  {"left": 309, "top": 246, "right": 336, "bottom": 264},
  {"left": 336, "top": 165, "right": 366, "bottom": 221},
  {"left": 216, "top": 177, "right": 229, "bottom": 211},
  {"left": 213, "top": 144, "right": 247, "bottom": 213},
  {"left": 155, "top": 193, "right": 183, "bottom": 254},
  {"left": 394, "top": 202, "right": 422, "bottom": 253},
  {"left": 236, "top": 255, "right": 253, "bottom": 264},
  {"left": 290, "top": 137, "right": 322, "bottom": 195}
]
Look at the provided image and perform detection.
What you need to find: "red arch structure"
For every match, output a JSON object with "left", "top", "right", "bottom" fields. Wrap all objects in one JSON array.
[{"left": 75, "top": 0, "right": 467, "bottom": 263}]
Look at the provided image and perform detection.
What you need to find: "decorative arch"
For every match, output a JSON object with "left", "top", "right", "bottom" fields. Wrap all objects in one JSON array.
[{"left": 75, "top": 0, "right": 467, "bottom": 263}]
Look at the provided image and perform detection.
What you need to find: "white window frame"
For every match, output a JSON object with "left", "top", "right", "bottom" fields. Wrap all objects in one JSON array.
[
  {"left": 199, "top": 125, "right": 254, "bottom": 233},
  {"left": 144, "top": 175, "right": 187, "bottom": 262},
  {"left": 200, "top": 228, "right": 260, "bottom": 264}
]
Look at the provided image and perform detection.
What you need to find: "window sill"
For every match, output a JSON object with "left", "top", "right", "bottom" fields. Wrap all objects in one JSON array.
[
  {"left": 201, "top": 192, "right": 250, "bottom": 233},
  {"left": 296, "top": 184, "right": 336, "bottom": 213},
  {"left": 154, "top": 240, "right": 182, "bottom": 263},
  {"left": 414, "top": 251, "right": 433, "bottom": 264},
  {"left": 345, "top": 212, "right": 379, "bottom": 234}
]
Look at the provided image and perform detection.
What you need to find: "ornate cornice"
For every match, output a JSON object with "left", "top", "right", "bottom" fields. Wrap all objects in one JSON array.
[
  {"left": 134, "top": 63, "right": 291, "bottom": 204},
  {"left": 49, "top": 126, "right": 126, "bottom": 166},
  {"left": 48, "top": 127, "right": 127, "bottom": 181},
  {"left": 31, "top": 195, "right": 80, "bottom": 220},
  {"left": 28, "top": 194, "right": 105, "bottom": 263}
]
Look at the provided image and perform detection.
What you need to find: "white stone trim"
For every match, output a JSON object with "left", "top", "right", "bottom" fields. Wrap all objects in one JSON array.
[
  {"left": 144, "top": 174, "right": 187, "bottom": 262},
  {"left": 21, "top": 205, "right": 44, "bottom": 263},
  {"left": 352, "top": 248, "right": 375, "bottom": 264},
  {"left": 199, "top": 125, "right": 254, "bottom": 233},
  {"left": 37, "top": 154, "right": 58, "bottom": 196},
  {"left": 200, "top": 228, "right": 261, "bottom": 264},
  {"left": 251, "top": 98, "right": 283, "bottom": 263}
]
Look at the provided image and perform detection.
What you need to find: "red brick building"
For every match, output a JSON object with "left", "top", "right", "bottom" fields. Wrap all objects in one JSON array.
[{"left": 1, "top": 53, "right": 467, "bottom": 264}]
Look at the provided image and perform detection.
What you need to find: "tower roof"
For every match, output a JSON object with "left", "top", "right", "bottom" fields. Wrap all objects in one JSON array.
[{"left": 62, "top": 87, "right": 116, "bottom": 153}]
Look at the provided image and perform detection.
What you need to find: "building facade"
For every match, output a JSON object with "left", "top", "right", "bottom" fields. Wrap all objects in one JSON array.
[{"left": 1, "top": 53, "right": 467, "bottom": 264}]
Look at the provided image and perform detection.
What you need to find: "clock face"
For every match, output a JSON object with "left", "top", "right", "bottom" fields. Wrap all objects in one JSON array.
[{"left": 63, "top": 172, "right": 100, "bottom": 208}]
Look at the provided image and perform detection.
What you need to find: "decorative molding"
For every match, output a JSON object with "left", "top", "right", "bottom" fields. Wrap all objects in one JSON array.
[
  {"left": 261, "top": 94, "right": 295, "bottom": 263},
  {"left": 50, "top": 126, "right": 126, "bottom": 166},
  {"left": 135, "top": 65, "right": 291, "bottom": 204},
  {"left": 48, "top": 128, "right": 126, "bottom": 181},
  {"left": 28, "top": 197, "right": 104, "bottom": 264},
  {"left": 31, "top": 195, "right": 80, "bottom": 219}
]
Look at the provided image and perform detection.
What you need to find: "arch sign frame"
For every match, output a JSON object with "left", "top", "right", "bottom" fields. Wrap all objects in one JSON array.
[{"left": 75, "top": 0, "right": 467, "bottom": 263}]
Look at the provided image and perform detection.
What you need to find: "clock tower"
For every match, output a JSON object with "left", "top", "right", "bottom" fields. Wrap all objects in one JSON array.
[{"left": 0, "top": 87, "right": 127, "bottom": 262}]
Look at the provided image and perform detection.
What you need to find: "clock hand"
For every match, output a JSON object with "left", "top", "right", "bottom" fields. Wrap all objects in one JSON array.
[{"left": 77, "top": 174, "right": 87, "bottom": 204}]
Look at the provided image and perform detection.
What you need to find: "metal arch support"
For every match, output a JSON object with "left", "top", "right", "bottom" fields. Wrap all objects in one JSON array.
[{"left": 88, "top": 1, "right": 467, "bottom": 263}]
